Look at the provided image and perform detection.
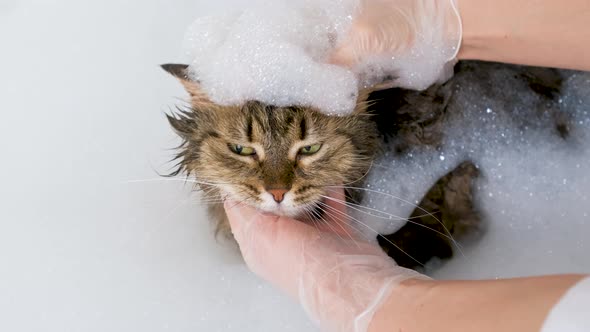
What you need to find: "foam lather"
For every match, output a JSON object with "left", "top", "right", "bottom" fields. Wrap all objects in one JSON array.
[{"left": 182, "top": 0, "right": 457, "bottom": 115}]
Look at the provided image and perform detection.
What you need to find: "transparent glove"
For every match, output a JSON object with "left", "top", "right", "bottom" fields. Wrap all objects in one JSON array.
[
  {"left": 224, "top": 190, "right": 428, "bottom": 332},
  {"left": 330, "top": 0, "right": 462, "bottom": 90}
]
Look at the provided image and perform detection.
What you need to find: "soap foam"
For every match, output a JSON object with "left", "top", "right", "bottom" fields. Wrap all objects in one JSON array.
[
  {"left": 359, "top": 68, "right": 590, "bottom": 278},
  {"left": 183, "top": 0, "right": 456, "bottom": 115}
]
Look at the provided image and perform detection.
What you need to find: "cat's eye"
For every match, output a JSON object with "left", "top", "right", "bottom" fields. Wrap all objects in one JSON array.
[
  {"left": 299, "top": 144, "right": 322, "bottom": 156},
  {"left": 229, "top": 144, "right": 256, "bottom": 156}
]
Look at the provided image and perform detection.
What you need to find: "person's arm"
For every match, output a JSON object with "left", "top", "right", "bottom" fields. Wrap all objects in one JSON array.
[
  {"left": 224, "top": 193, "right": 589, "bottom": 332},
  {"left": 458, "top": 0, "right": 590, "bottom": 71},
  {"left": 370, "top": 275, "right": 586, "bottom": 332},
  {"left": 330, "top": 0, "right": 590, "bottom": 75}
]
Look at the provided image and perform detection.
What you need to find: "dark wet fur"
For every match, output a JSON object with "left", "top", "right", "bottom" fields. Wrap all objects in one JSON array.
[
  {"left": 377, "top": 161, "right": 482, "bottom": 269},
  {"left": 370, "top": 61, "right": 568, "bottom": 268}
]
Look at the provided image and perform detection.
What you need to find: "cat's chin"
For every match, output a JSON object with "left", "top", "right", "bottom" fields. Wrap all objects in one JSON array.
[
  {"left": 248, "top": 202, "right": 318, "bottom": 223},
  {"left": 258, "top": 205, "right": 305, "bottom": 219}
]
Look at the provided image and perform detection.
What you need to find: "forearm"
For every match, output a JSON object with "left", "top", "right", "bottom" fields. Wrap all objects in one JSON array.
[
  {"left": 369, "top": 275, "right": 587, "bottom": 332},
  {"left": 458, "top": 0, "right": 590, "bottom": 70}
]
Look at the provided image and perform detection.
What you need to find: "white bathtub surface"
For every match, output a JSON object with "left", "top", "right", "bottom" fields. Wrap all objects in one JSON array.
[{"left": 0, "top": 1, "right": 313, "bottom": 331}]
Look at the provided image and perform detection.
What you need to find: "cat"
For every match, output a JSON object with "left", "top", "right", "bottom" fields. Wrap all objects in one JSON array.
[
  {"left": 161, "top": 61, "right": 568, "bottom": 270},
  {"left": 161, "top": 63, "right": 380, "bottom": 237}
]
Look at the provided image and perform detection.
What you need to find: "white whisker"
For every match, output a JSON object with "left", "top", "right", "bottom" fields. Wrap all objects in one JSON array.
[
  {"left": 318, "top": 201, "right": 424, "bottom": 267},
  {"left": 314, "top": 204, "right": 361, "bottom": 249},
  {"left": 326, "top": 185, "right": 465, "bottom": 258},
  {"left": 320, "top": 195, "right": 455, "bottom": 242}
]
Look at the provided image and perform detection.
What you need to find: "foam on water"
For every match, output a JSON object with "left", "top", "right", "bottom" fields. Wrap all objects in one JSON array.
[
  {"left": 360, "top": 69, "right": 590, "bottom": 278},
  {"left": 183, "top": 0, "right": 457, "bottom": 115}
]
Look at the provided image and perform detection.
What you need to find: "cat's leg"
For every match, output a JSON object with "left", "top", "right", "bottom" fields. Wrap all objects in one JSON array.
[{"left": 378, "top": 161, "right": 483, "bottom": 270}]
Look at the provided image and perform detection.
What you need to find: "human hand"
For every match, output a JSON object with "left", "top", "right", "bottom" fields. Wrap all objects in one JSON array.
[
  {"left": 330, "top": 0, "right": 462, "bottom": 90},
  {"left": 224, "top": 189, "right": 427, "bottom": 332}
]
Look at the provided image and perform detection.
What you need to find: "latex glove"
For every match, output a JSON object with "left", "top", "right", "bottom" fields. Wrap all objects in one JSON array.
[
  {"left": 224, "top": 190, "right": 427, "bottom": 332},
  {"left": 330, "top": 0, "right": 462, "bottom": 90}
]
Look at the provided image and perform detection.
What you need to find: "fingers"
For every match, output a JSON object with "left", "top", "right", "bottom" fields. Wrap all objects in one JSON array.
[
  {"left": 224, "top": 200, "right": 314, "bottom": 246},
  {"left": 328, "top": 44, "right": 357, "bottom": 68},
  {"left": 224, "top": 200, "right": 275, "bottom": 245},
  {"left": 328, "top": 0, "right": 418, "bottom": 69},
  {"left": 223, "top": 201, "right": 320, "bottom": 298},
  {"left": 222, "top": 200, "right": 411, "bottom": 330}
]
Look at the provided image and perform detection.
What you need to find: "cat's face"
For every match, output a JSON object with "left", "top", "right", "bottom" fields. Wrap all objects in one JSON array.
[{"left": 163, "top": 64, "right": 378, "bottom": 218}]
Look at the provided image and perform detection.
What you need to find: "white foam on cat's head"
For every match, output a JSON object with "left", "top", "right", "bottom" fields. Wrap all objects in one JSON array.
[{"left": 182, "top": 0, "right": 455, "bottom": 115}]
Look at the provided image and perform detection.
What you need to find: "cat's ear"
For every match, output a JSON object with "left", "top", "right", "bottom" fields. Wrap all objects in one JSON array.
[
  {"left": 353, "top": 79, "right": 397, "bottom": 114},
  {"left": 161, "top": 63, "right": 214, "bottom": 107},
  {"left": 353, "top": 87, "right": 378, "bottom": 114}
]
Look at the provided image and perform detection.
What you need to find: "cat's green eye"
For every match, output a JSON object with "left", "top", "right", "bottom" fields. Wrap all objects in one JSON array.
[
  {"left": 299, "top": 144, "right": 322, "bottom": 156},
  {"left": 229, "top": 144, "right": 256, "bottom": 156}
]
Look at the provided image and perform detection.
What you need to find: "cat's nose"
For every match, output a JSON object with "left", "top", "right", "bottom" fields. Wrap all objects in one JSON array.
[{"left": 267, "top": 188, "right": 288, "bottom": 203}]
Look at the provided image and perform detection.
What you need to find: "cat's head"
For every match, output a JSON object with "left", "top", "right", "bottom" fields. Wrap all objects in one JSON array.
[{"left": 162, "top": 64, "right": 379, "bottom": 218}]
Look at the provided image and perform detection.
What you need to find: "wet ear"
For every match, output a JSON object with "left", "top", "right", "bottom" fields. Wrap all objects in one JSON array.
[
  {"left": 352, "top": 88, "right": 374, "bottom": 114},
  {"left": 161, "top": 63, "right": 191, "bottom": 80},
  {"left": 353, "top": 78, "right": 397, "bottom": 114},
  {"left": 161, "top": 63, "right": 214, "bottom": 106}
]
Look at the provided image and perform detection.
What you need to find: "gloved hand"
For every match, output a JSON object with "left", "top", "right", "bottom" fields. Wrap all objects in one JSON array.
[
  {"left": 224, "top": 189, "right": 428, "bottom": 332},
  {"left": 330, "top": 0, "right": 462, "bottom": 90}
]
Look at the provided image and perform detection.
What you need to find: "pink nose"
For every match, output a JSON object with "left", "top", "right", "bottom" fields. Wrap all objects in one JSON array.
[{"left": 267, "top": 189, "right": 288, "bottom": 203}]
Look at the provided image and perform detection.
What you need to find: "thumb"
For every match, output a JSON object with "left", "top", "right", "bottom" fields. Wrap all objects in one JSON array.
[
  {"left": 224, "top": 201, "right": 320, "bottom": 298},
  {"left": 224, "top": 200, "right": 276, "bottom": 246},
  {"left": 328, "top": 43, "right": 358, "bottom": 68}
]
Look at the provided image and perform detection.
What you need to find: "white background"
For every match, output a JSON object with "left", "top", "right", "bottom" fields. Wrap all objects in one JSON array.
[{"left": 0, "top": 1, "right": 314, "bottom": 331}]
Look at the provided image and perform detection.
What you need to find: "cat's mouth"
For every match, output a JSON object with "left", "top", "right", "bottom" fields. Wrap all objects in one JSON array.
[
  {"left": 257, "top": 202, "right": 312, "bottom": 219},
  {"left": 220, "top": 185, "right": 330, "bottom": 221},
  {"left": 256, "top": 196, "right": 327, "bottom": 223}
]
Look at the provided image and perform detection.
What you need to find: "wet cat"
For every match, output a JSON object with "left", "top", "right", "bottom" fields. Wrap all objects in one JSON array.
[
  {"left": 162, "top": 63, "right": 380, "bottom": 236},
  {"left": 161, "top": 61, "right": 568, "bottom": 269}
]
